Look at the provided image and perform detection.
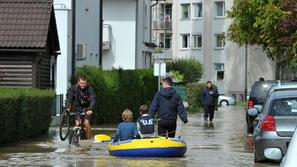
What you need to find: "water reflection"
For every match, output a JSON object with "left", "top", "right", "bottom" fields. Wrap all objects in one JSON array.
[
  {"left": 203, "top": 122, "right": 215, "bottom": 130},
  {"left": 0, "top": 107, "right": 280, "bottom": 167},
  {"left": 245, "top": 135, "right": 254, "bottom": 153}
]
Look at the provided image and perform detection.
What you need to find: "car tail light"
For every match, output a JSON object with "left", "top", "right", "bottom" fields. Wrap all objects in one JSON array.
[
  {"left": 248, "top": 100, "right": 254, "bottom": 108},
  {"left": 261, "top": 115, "right": 276, "bottom": 131}
]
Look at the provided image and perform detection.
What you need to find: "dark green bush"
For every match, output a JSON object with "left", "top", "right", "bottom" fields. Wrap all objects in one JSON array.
[
  {"left": 75, "top": 66, "right": 158, "bottom": 124},
  {"left": 0, "top": 88, "right": 54, "bottom": 145},
  {"left": 167, "top": 58, "right": 203, "bottom": 83}
]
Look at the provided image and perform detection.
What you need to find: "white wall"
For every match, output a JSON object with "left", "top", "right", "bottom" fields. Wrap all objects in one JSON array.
[
  {"left": 54, "top": 0, "right": 72, "bottom": 97},
  {"left": 75, "top": 0, "right": 100, "bottom": 67},
  {"left": 103, "top": 0, "right": 136, "bottom": 69}
]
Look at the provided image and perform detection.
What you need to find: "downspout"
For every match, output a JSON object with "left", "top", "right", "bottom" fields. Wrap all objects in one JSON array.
[
  {"left": 150, "top": 0, "right": 159, "bottom": 42},
  {"left": 71, "top": 0, "right": 76, "bottom": 78},
  {"left": 135, "top": 0, "right": 138, "bottom": 68},
  {"left": 99, "top": 0, "right": 103, "bottom": 66}
]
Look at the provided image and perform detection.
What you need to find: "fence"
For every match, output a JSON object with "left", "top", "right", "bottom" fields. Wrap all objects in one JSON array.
[{"left": 173, "top": 84, "right": 185, "bottom": 101}]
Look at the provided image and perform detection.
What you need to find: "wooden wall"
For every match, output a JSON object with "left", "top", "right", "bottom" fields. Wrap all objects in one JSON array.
[{"left": 0, "top": 52, "right": 51, "bottom": 88}]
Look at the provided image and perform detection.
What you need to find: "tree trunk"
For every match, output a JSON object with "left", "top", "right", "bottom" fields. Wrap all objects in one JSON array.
[{"left": 275, "top": 59, "right": 281, "bottom": 80}]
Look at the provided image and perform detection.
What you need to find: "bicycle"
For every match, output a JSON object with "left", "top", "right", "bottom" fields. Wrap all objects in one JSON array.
[
  {"left": 68, "top": 112, "right": 87, "bottom": 145},
  {"left": 59, "top": 110, "right": 87, "bottom": 146}
]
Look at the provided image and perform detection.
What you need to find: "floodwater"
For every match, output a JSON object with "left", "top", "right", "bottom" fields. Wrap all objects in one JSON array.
[{"left": 0, "top": 106, "right": 279, "bottom": 167}]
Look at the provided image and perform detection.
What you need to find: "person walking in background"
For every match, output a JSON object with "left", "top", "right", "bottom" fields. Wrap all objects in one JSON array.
[
  {"left": 114, "top": 109, "right": 140, "bottom": 142},
  {"left": 201, "top": 81, "right": 219, "bottom": 122},
  {"left": 66, "top": 75, "right": 96, "bottom": 139},
  {"left": 137, "top": 105, "right": 155, "bottom": 138},
  {"left": 149, "top": 76, "right": 190, "bottom": 138}
]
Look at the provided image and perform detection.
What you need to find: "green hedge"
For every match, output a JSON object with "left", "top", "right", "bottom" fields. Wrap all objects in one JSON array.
[
  {"left": 75, "top": 66, "right": 158, "bottom": 124},
  {"left": 185, "top": 83, "right": 218, "bottom": 113},
  {"left": 0, "top": 88, "right": 54, "bottom": 145}
]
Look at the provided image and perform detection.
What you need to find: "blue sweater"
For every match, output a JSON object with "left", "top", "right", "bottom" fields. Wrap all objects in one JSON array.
[{"left": 115, "top": 122, "right": 139, "bottom": 141}]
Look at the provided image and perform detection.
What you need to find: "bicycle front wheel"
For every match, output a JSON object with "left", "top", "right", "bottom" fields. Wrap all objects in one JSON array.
[
  {"left": 69, "top": 129, "right": 79, "bottom": 145},
  {"left": 59, "top": 110, "right": 70, "bottom": 141}
]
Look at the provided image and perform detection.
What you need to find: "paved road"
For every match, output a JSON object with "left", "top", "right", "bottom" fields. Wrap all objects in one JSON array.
[{"left": 0, "top": 106, "right": 279, "bottom": 167}]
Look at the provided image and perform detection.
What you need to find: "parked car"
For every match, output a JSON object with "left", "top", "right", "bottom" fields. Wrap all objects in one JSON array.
[
  {"left": 280, "top": 126, "right": 297, "bottom": 167},
  {"left": 246, "top": 80, "right": 295, "bottom": 134},
  {"left": 253, "top": 84, "right": 297, "bottom": 163},
  {"left": 218, "top": 95, "right": 235, "bottom": 106}
]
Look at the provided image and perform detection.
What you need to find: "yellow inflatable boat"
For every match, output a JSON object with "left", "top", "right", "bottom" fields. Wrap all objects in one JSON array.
[{"left": 108, "top": 137, "right": 187, "bottom": 157}]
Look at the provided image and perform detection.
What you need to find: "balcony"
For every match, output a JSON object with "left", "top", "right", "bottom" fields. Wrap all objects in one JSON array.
[
  {"left": 152, "top": 20, "right": 172, "bottom": 30},
  {"left": 153, "top": 48, "right": 172, "bottom": 62}
]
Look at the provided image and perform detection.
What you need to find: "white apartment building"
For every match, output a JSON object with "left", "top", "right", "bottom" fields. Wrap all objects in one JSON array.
[
  {"left": 102, "top": 0, "right": 152, "bottom": 69},
  {"left": 151, "top": 0, "right": 173, "bottom": 60},
  {"left": 53, "top": 0, "right": 152, "bottom": 104},
  {"left": 171, "top": 0, "right": 275, "bottom": 101}
]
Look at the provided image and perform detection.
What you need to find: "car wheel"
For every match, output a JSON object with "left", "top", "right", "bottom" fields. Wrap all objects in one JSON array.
[
  {"left": 220, "top": 100, "right": 229, "bottom": 107},
  {"left": 254, "top": 151, "right": 264, "bottom": 163}
]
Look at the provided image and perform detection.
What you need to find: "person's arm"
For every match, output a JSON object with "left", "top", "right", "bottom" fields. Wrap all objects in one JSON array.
[
  {"left": 65, "top": 86, "right": 75, "bottom": 111},
  {"left": 176, "top": 94, "right": 189, "bottom": 124},
  {"left": 114, "top": 124, "right": 121, "bottom": 142},
  {"left": 86, "top": 86, "right": 96, "bottom": 111},
  {"left": 149, "top": 92, "right": 159, "bottom": 118},
  {"left": 215, "top": 88, "right": 219, "bottom": 98},
  {"left": 201, "top": 89, "right": 205, "bottom": 105},
  {"left": 133, "top": 123, "right": 140, "bottom": 139}
]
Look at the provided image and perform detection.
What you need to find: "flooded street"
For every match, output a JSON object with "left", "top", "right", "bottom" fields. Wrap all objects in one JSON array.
[{"left": 0, "top": 106, "right": 279, "bottom": 167}]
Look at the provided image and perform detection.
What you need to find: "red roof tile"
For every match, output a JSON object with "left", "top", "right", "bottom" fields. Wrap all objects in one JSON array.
[{"left": 0, "top": 0, "right": 54, "bottom": 48}]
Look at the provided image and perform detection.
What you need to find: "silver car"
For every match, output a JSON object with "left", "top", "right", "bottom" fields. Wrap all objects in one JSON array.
[
  {"left": 280, "top": 127, "right": 297, "bottom": 167},
  {"left": 218, "top": 95, "right": 235, "bottom": 106},
  {"left": 253, "top": 85, "right": 297, "bottom": 162}
]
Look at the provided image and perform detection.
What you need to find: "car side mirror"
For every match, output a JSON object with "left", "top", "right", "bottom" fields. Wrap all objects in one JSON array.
[{"left": 247, "top": 108, "right": 259, "bottom": 117}]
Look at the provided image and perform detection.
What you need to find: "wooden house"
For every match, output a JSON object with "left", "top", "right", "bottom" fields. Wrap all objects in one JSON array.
[{"left": 0, "top": 0, "right": 60, "bottom": 88}]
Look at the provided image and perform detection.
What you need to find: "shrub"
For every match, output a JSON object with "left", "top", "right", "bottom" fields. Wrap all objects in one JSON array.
[
  {"left": 185, "top": 83, "right": 218, "bottom": 113},
  {"left": 74, "top": 66, "right": 158, "bottom": 124},
  {"left": 0, "top": 88, "right": 54, "bottom": 145},
  {"left": 167, "top": 58, "right": 203, "bottom": 83}
]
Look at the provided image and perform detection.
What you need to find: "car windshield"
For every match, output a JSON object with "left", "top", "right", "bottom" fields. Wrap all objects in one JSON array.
[
  {"left": 250, "top": 82, "right": 277, "bottom": 100},
  {"left": 271, "top": 98, "right": 297, "bottom": 116}
]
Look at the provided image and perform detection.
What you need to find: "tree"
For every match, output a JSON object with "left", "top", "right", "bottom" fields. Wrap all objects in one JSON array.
[
  {"left": 228, "top": 0, "right": 297, "bottom": 79},
  {"left": 167, "top": 58, "right": 203, "bottom": 83}
]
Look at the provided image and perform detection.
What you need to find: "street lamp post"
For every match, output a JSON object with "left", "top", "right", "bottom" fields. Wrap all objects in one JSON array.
[{"left": 244, "top": 44, "right": 248, "bottom": 101}]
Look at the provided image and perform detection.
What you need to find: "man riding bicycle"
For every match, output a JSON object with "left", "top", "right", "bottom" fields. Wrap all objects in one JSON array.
[{"left": 66, "top": 75, "right": 96, "bottom": 140}]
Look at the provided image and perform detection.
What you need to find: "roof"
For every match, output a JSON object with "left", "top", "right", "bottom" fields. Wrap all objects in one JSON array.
[{"left": 0, "top": 0, "right": 59, "bottom": 50}]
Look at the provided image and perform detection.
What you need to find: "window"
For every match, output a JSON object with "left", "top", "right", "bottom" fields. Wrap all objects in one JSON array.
[
  {"left": 181, "top": 34, "right": 190, "bottom": 48},
  {"left": 164, "top": 33, "right": 172, "bottom": 49},
  {"left": 181, "top": 4, "right": 190, "bottom": 19},
  {"left": 193, "top": 35, "right": 202, "bottom": 48},
  {"left": 217, "top": 71, "right": 224, "bottom": 80},
  {"left": 215, "top": 1, "right": 225, "bottom": 17},
  {"left": 215, "top": 34, "right": 225, "bottom": 48},
  {"left": 193, "top": 3, "right": 202, "bottom": 18},
  {"left": 214, "top": 63, "right": 224, "bottom": 81},
  {"left": 214, "top": 63, "right": 224, "bottom": 71}
]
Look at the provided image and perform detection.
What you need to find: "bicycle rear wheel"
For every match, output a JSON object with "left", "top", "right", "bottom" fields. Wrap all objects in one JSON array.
[
  {"left": 69, "top": 129, "right": 79, "bottom": 145},
  {"left": 59, "top": 110, "right": 70, "bottom": 141}
]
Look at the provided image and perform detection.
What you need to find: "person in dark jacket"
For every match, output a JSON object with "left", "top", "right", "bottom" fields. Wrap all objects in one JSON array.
[
  {"left": 201, "top": 81, "right": 219, "bottom": 122},
  {"left": 149, "top": 77, "right": 190, "bottom": 138},
  {"left": 137, "top": 104, "right": 155, "bottom": 138},
  {"left": 66, "top": 75, "right": 96, "bottom": 139}
]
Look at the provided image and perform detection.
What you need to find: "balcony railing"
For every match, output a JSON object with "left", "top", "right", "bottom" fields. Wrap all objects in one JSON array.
[{"left": 152, "top": 20, "right": 172, "bottom": 30}]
